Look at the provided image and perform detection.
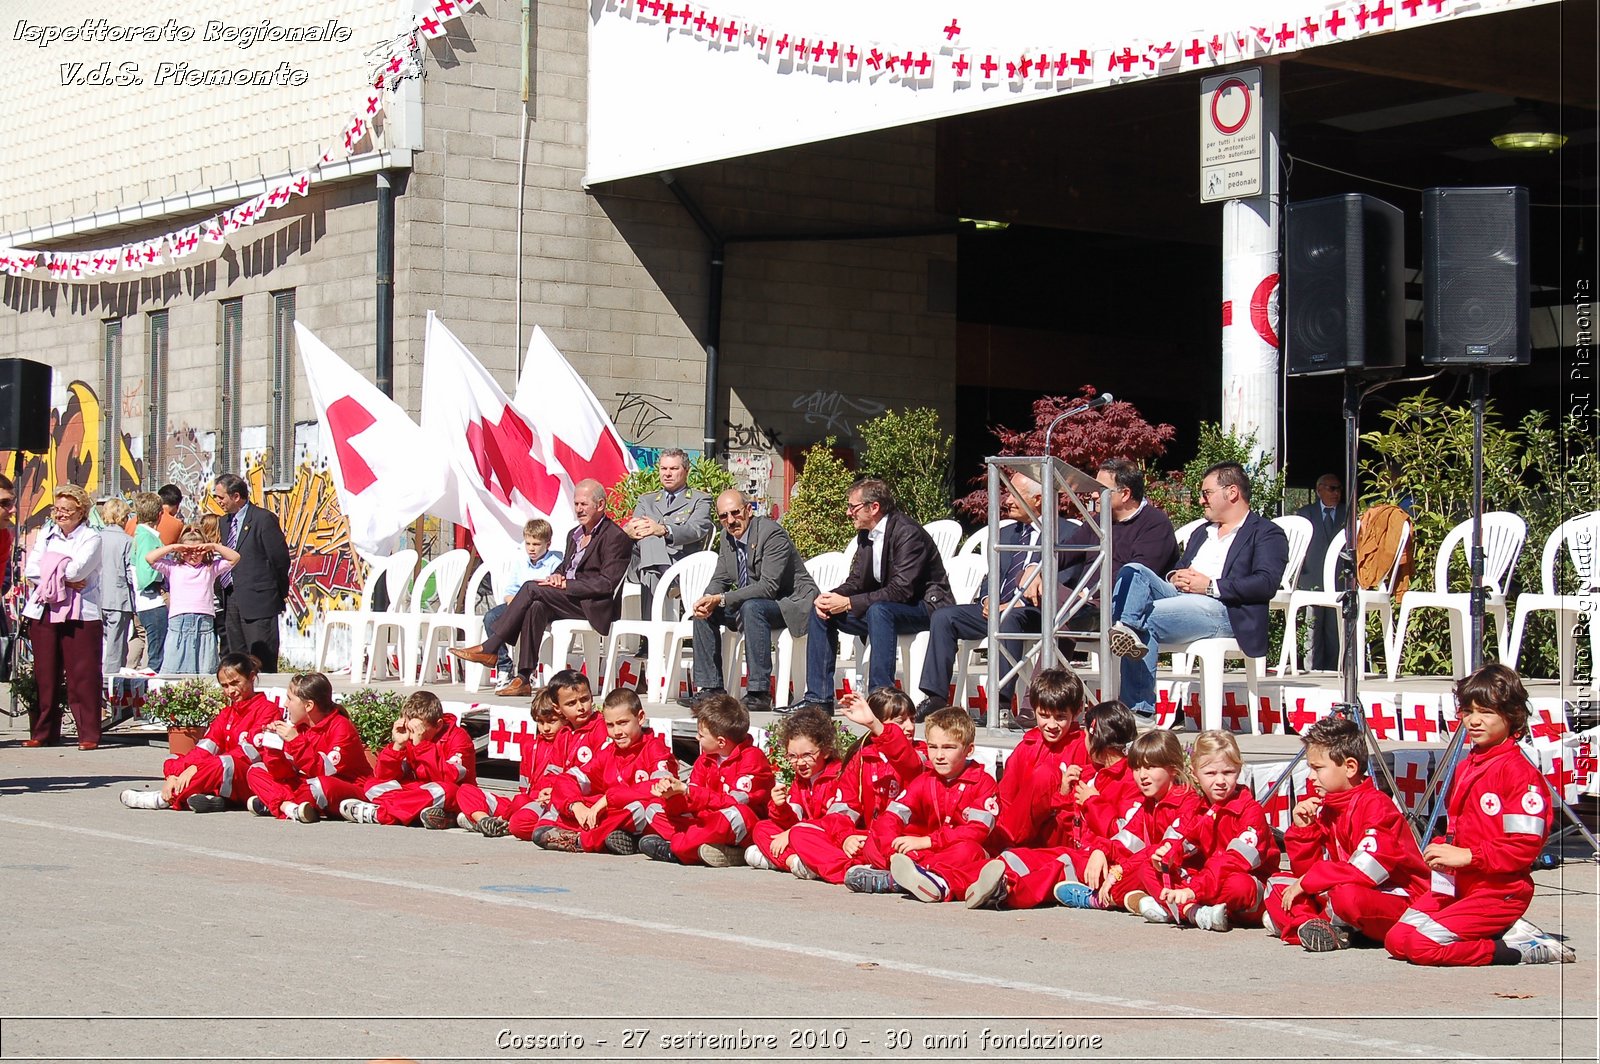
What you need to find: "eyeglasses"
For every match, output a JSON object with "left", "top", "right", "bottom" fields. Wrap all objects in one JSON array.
[
  {"left": 716, "top": 510, "right": 746, "bottom": 521},
  {"left": 0, "top": 497, "right": 14, "bottom": 509},
  {"left": 1200, "top": 487, "right": 1229, "bottom": 500},
  {"left": 845, "top": 501, "right": 868, "bottom": 515},
  {"left": 788, "top": 750, "right": 823, "bottom": 764}
]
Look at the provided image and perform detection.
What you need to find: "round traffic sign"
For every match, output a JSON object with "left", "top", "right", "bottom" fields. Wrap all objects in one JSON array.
[{"left": 1210, "top": 78, "right": 1252, "bottom": 135}]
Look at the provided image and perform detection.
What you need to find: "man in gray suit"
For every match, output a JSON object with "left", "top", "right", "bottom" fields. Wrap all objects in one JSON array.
[
  {"left": 625, "top": 448, "right": 714, "bottom": 619},
  {"left": 1294, "top": 473, "right": 1347, "bottom": 671},
  {"left": 688, "top": 489, "right": 818, "bottom": 713}
]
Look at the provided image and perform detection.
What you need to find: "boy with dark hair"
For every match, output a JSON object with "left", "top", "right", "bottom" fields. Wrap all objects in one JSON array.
[
  {"left": 641, "top": 693, "right": 774, "bottom": 865},
  {"left": 1263, "top": 715, "right": 1428, "bottom": 951},
  {"left": 991, "top": 668, "right": 1092, "bottom": 849},
  {"left": 440, "top": 688, "right": 564, "bottom": 836},
  {"left": 509, "top": 669, "right": 607, "bottom": 841},
  {"left": 535, "top": 688, "right": 679, "bottom": 854},
  {"left": 340, "top": 690, "right": 476, "bottom": 826},
  {"left": 1385, "top": 664, "right": 1574, "bottom": 965},
  {"left": 849, "top": 705, "right": 999, "bottom": 902}
]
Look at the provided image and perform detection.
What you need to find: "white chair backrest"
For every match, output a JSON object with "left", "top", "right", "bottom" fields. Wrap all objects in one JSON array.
[
  {"left": 1175, "top": 517, "right": 1206, "bottom": 550},
  {"left": 1542, "top": 510, "right": 1600, "bottom": 595},
  {"left": 1272, "top": 515, "right": 1314, "bottom": 591},
  {"left": 406, "top": 549, "right": 471, "bottom": 613},
  {"left": 351, "top": 553, "right": 388, "bottom": 611},
  {"left": 959, "top": 520, "right": 1015, "bottom": 556},
  {"left": 1319, "top": 528, "right": 1348, "bottom": 589},
  {"left": 650, "top": 550, "right": 720, "bottom": 619},
  {"left": 805, "top": 551, "right": 850, "bottom": 592},
  {"left": 944, "top": 555, "right": 988, "bottom": 604},
  {"left": 379, "top": 550, "right": 420, "bottom": 607},
  {"left": 1430, "top": 512, "right": 1526, "bottom": 595},
  {"left": 923, "top": 519, "right": 963, "bottom": 560},
  {"left": 462, "top": 561, "right": 496, "bottom": 615},
  {"left": 840, "top": 536, "right": 860, "bottom": 567}
]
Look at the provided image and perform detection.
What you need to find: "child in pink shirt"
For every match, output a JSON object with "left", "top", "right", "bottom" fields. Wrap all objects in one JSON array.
[{"left": 146, "top": 527, "right": 239, "bottom": 675}]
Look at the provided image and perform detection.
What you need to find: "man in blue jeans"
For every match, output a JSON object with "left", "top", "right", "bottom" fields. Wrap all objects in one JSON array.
[
  {"left": 785, "top": 478, "right": 953, "bottom": 715},
  {"left": 1108, "top": 461, "right": 1288, "bottom": 719}
]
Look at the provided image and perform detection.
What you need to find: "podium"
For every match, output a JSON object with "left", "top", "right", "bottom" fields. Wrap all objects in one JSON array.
[{"left": 980, "top": 456, "right": 1116, "bottom": 729}]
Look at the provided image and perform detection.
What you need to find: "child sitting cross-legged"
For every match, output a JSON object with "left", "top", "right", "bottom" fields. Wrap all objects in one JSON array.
[
  {"left": 339, "top": 691, "right": 476, "bottom": 826},
  {"left": 1384, "top": 664, "right": 1575, "bottom": 965},
  {"left": 443, "top": 687, "right": 564, "bottom": 837},
  {"left": 508, "top": 669, "right": 607, "bottom": 841},
  {"left": 1054, "top": 728, "right": 1202, "bottom": 915},
  {"left": 745, "top": 706, "right": 843, "bottom": 874},
  {"left": 847, "top": 704, "right": 1000, "bottom": 902},
  {"left": 640, "top": 692, "right": 774, "bottom": 866},
  {"left": 533, "top": 687, "right": 679, "bottom": 854},
  {"left": 244, "top": 671, "right": 367, "bottom": 824},
  {"left": 1262, "top": 714, "right": 1429, "bottom": 952}
]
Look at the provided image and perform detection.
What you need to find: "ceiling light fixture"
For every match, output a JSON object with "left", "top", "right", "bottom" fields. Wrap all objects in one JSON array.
[{"left": 1491, "top": 99, "right": 1567, "bottom": 153}]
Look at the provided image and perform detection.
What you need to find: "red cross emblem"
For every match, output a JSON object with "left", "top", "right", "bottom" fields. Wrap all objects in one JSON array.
[
  {"left": 942, "top": 19, "right": 961, "bottom": 41},
  {"left": 1403, "top": 704, "right": 1439, "bottom": 743},
  {"left": 1325, "top": 8, "right": 1347, "bottom": 33},
  {"left": 466, "top": 406, "right": 564, "bottom": 513},
  {"left": 1365, "top": 700, "right": 1397, "bottom": 739},
  {"left": 1256, "top": 697, "right": 1282, "bottom": 733}
]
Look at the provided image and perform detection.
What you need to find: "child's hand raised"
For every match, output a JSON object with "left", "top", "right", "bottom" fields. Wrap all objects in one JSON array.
[
  {"left": 1291, "top": 796, "right": 1322, "bottom": 826},
  {"left": 839, "top": 692, "right": 880, "bottom": 732}
]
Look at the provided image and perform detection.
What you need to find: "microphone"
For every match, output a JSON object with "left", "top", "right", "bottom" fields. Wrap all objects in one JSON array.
[
  {"left": 1043, "top": 394, "right": 1115, "bottom": 463},
  {"left": 1073, "top": 392, "right": 1114, "bottom": 413}
]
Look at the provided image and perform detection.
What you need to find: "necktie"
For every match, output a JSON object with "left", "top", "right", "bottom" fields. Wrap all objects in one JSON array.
[
  {"left": 219, "top": 511, "right": 240, "bottom": 588},
  {"left": 735, "top": 540, "right": 750, "bottom": 588},
  {"left": 1000, "top": 527, "right": 1035, "bottom": 601},
  {"left": 1324, "top": 507, "right": 1337, "bottom": 532}
]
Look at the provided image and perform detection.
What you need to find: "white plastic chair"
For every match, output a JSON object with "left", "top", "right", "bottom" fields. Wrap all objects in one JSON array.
[
  {"left": 1174, "top": 517, "right": 1206, "bottom": 550},
  {"left": 1282, "top": 518, "right": 1412, "bottom": 678},
  {"left": 1265, "top": 515, "right": 1313, "bottom": 673},
  {"left": 601, "top": 550, "right": 719, "bottom": 703},
  {"left": 772, "top": 552, "right": 851, "bottom": 705},
  {"left": 361, "top": 550, "right": 471, "bottom": 684},
  {"left": 959, "top": 520, "right": 1014, "bottom": 557},
  {"left": 923, "top": 519, "right": 963, "bottom": 560},
  {"left": 1388, "top": 512, "right": 1527, "bottom": 680},
  {"left": 858, "top": 554, "right": 988, "bottom": 699},
  {"left": 1508, "top": 511, "right": 1599, "bottom": 687},
  {"left": 415, "top": 560, "right": 496, "bottom": 687},
  {"left": 316, "top": 550, "right": 417, "bottom": 677}
]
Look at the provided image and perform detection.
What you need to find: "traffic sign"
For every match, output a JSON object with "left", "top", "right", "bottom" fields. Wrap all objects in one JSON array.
[{"left": 1201, "top": 67, "right": 1263, "bottom": 202}]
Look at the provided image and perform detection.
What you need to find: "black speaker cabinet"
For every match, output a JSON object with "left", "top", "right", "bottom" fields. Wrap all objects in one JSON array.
[
  {"left": 1422, "top": 186, "right": 1530, "bottom": 366},
  {"left": 0, "top": 358, "right": 51, "bottom": 453},
  {"left": 1285, "top": 193, "right": 1406, "bottom": 377}
]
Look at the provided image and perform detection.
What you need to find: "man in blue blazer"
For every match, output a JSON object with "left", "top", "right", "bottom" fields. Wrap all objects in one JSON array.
[{"left": 1107, "top": 461, "right": 1288, "bottom": 719}]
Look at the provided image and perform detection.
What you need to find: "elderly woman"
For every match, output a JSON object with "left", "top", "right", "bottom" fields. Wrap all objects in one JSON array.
[{"left": 22, "top": 484, "right": 104, "bottom": 749}]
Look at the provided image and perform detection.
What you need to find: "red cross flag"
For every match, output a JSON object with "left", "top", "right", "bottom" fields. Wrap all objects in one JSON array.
[
  {"left": 422, "top": 312, "right": 577, "bottom": 570},
  {"left": 168, "top": 228, "right": 202, "bottom": 260},
  {"left": 296, "top": 322, "right": 447, "bottom": 556},
  {"left": 513, "top": 324, "right": 638, "bottom": 503}
]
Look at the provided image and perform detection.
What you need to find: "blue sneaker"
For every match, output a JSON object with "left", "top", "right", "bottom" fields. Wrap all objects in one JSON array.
[
  {"left": 1054, "top": 882, "right": 1102, "bottom": 908},
  {"left": 844, "top": 865, "right": 896, "bottom": 893}
]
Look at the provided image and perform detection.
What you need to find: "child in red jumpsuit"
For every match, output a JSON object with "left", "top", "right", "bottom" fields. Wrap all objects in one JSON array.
[
  {"left": 512, "top": 669, "right": 607, "bottom": 841},
  {"left": 746, "top": 706, "right": 842, "bottom": 873},
  {"left": 1385, "top": 664, "right": 1574, "bottom": 965},
  {"left": 535, "top": 687, "right": 679, "bottom": 854},
  {"left": 245, "top": 671, "right": 366, "bottom": 823},
  {"left": 446, "top": 687, "right": 564, "bottom": 836},
  {"left": 1263, "top": 715, "right": 1428, "bottom": 951},
  {"left": 784, "top": 688, "right": 926, "bottom": 883},
  {"left": 120, "top": 652, "right": 282, "bottom": 812},
  {"left": 1145, "top": 729, "right": 1279, "bottom": 931},
  {"left": 641, "top": 692, "right": 774, "bottom": 866},
  {"left": 340, "top": 690, "right": 476, "bottom": 826}
]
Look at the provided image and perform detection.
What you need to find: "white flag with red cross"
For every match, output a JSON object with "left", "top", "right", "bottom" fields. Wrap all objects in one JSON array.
[
  {"left": 1390, "top": 749, "right": 1435, "bottom": 815},
  {"left": 512, "top": 324, "right": 638, "bottom": 502},
  {"left": 295, "top": 322, "right": 448, "bottom": 556},
  {"left": 1248, "top": 759, "right": 1309, "bottom": 833},
  {"left": 1399, "top": 690, "right": 1445, "bottom": 744},
  {"left": 422, "top": 312, "right": 577, "bottom": 570}
]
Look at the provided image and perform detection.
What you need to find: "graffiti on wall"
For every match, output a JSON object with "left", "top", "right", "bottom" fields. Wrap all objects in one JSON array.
[
  {"left": 247, "top": 454, "right": 363, "bottom": 635},
  {"left": 614, "top": 391, "right": 673, "bottom": 443},
  {"left": 0, "top": 380, "right": 143, "bottom": 530},
  {"left": 159, "top": 426, "right": 218, "bottom": 515},
  {"left": 792, "top": 389, "right": 884, "bottom": 439}
]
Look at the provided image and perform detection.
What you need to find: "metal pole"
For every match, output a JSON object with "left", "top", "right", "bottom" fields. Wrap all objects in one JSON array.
[
  {"left": 1468, "top": 367, "right": 1488, "bottom": 669},
  {"left": 1339, "top": 375, "right": 1362, "bottom": 708},
  {"left": 375, "top": 171, "right": 395, "bottom": 399}
]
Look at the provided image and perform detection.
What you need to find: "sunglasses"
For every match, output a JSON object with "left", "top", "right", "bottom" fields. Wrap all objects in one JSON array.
[
  {"left": 716, "top": 510, "right": 747, "bottom": 520},
  {"left": 0, "top": 497, "right": 14, "bottom": 509}
]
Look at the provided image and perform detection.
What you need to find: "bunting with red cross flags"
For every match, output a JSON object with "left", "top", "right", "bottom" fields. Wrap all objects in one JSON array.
[
  {"left": 1389, "top": 749, "right": 1435, "bottom": 816},
  {"left": 1398, "top": 690, "right": 1445, "bottom": 744},
  {"left": 488, "top": 702, "right": 539, "bottom": 762},
  {"left": 1246, "top": 759, "right": 1309, "bottom": 834}
]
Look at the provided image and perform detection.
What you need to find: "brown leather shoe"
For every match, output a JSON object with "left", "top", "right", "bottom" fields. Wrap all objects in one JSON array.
[
  {"left": 494, "top": 676, "right": 534, "bottom": 698},
  {"left": 448, "top": 644, "right": 498, "bottom": 667},
  {"left": 77, "top": 742, "right": 99, "bottom": 751}
]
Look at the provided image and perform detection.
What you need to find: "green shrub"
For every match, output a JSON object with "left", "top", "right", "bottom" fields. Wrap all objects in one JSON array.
[
  {"left": 1147, "top": 422, "right": 1286, "bottom": 525},
  {"left": 781, "top": 439, "right": 858, "bottom": 558},
  {"left": 342, "top": 687, "right": 407, "bottom": 751},
  {"left": 606, "top": 456, "right": 737, "bottom": 527},
  {"left": 858, "top": 407, "right": 954, "bottom": 525}
]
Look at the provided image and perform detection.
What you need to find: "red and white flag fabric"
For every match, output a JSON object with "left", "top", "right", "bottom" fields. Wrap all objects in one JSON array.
[
  {"left": 513, "top": 324, "right": 637, "bottom": 499},
  {"left": 294, "top": 322, "right": 447, "bottom": 556},
  {"left": 422, "top": 312, "right": 576, "bottom": 569}
]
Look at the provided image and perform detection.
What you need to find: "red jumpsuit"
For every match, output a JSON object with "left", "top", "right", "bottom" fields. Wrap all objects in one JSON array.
[
  {"left": 363, "top": 714, "right": 477, "bottom": 825},
  {"left": 750, "top": 758, "right": 842, "bottom": 867},
  {"left": 649, "top": 738, "right": 774, "bottom": 864},
  {"left": 509, "top": 713, "right": 609, "bottom": 840},
  {"left": 1385, "top": 739, "right": 1552, "bottom": 966},
  {"left": 861, "top": 758, "right": 999, "bottom": 899},
  {"left": 1098, "top": 784, "right": 1205, "bottom": 908},
  {"left": 990, "top": 756, "right": 1144, "bottom": 909},
  {"left": 163, "top": 692, "right": 283, "bottom": 808},
  {"left": 1265, "top": 777, "right": 1428, "bottom": 944},
  {"left": 1163, "top": 786, "right": 1280, "bottom": 924},
  {"left": 992, "top": 725, "right": 1092, "bottom": 850},
  {"left": 787, "top": 725, "right": 926, "bottom": 884},
  {"left": 544, "top": 731, "right": 679, "bottom": 851},
  {"left": 457, "top": 732, "right": 563, "bottom": 824},
  {"left": 245, "top": 709, "right": 368, "bottom": 817}
]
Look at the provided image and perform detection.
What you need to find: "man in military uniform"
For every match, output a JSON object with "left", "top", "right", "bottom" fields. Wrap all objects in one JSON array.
[{"left": 625, "top": 448, "right": 714, "bottom": 619}]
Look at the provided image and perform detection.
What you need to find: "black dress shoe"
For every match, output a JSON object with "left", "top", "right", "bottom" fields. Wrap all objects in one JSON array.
[
  {"left": 914, "top": 695, "right": 948, "bottom": 722},
  {"left": 677, "top": 687, "right": 725, "bottom": 709},
  {"left": 742, "top": 693, "right": 774, "bottom": 714},
  {"left": 776, "top": 699, "right": 833, "bottom": 716}
]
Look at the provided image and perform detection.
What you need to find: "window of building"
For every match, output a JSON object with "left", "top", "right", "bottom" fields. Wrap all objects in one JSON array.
[
  {"left": 271, "top": 290, "right": 296, "bottom": 483},
  {"left": 218, "top": 299, "right": 243, "bottom": 476},
  {"left": 146, "top": 310, "right": 168, "bottom": 486},
  {"left": 101, "top": 319, "right": 122, "bottom": 490}
]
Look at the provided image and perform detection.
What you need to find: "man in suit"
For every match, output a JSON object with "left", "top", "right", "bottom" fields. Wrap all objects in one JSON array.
[
  {"left": 688, "top": 489, "right": 819, "bottom": 713},
  {"left": 788, "top": 478, "right": 953, "bottom": 714},
  {"left": 450, "top": 479, "right": 630, "bottom": 698},
  {"left": 1295, "top": 473, "right": 1347, "bottom": 671},
  {"left": 625, "top": 449, "right": 713, "bottom": 620},
  {"left": 1107, "top": 461, "right": 1289, "bottom": 720},
  {"left": 211, "top": 473, "right": 291, "bottom": 670}
]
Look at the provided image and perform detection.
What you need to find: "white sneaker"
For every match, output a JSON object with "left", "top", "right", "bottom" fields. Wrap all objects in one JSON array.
[
  {"left": 965, "top": 859, "right": 1009, "bottom": 910},
  {"left": 889, "top": 853, "right": 950, "bottom": 903},
  {"left": 1137, "top": 895, "right": 1173, "bottom": 924},
  {"left": 120, "top": 788, "right": 168, "bottom": 810},
  {"left": 339, "top": 799, "right": 379, "bottom": 824},
  {"left": 1109, "top": 622, "right": 1149, "bottom": 660},
  {"left": 457, "top": 812, "right": 474, "bottom": 831},
  {"left": 1500, "top": 918, "right": 1546, "bottom": 949},
  {"left": 744, "top": 845, "right": 776, "bottom": 871},
  {"left": 697, "top": 843, "right": 745, "bottom": 867},
  {"left": 1193, "top": 903, "right": 1231, "bottom": 932},
  {"left": 288, "top": 801, "right": 321, "bottom": 824},
  {"left": 1518, "top": 938, "right": 1577, "bottom": 964},
  {"left": 787, "top": 854, "right": 820, "bottom": 880}
]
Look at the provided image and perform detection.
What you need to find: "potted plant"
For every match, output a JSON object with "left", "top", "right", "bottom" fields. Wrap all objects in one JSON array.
[
  {"left": 141, "top": 678, "right": 225, "bottom": 755},
  {"left": 9, "top": 663, "right": 38, "bottom": 720},
  {"left": 342, "top": 688, "right": 407, "bottom": 773}
]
